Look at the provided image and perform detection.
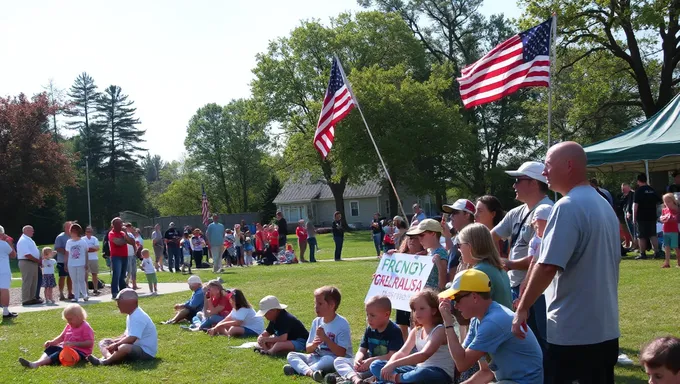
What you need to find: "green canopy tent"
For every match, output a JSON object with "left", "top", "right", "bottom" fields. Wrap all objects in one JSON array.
[{"left": 585, "top": 92, "right": 680, "bottom": 177}]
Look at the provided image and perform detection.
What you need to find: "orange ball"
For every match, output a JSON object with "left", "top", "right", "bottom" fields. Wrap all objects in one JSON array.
[{"left": 59, "top": 346, "right": 80, "bottom": 367}]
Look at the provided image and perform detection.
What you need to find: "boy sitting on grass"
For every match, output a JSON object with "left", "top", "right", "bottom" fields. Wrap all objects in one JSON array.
[
  {"left": 255, "top": 295, "right": 310, "bottom": 356},
  {"left": 326, "top": 295, "right": 404, "bottom": 384},
  {"left": 640, "top": 336, "right": 680, "bottom": 384},
  {"left": 285, "top": 286, "right": 353, "bottom": 382}
]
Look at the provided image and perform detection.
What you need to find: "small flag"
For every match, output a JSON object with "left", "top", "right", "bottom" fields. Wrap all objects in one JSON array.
[
  {"left": 457, "top": 17, "right": 553, "bottom": 109},
  {"left": 201, "top": 184, "right": 210, "bottom": 227},
  {"left": 313, "top": 57, "right": 355, "bottom": 159}
]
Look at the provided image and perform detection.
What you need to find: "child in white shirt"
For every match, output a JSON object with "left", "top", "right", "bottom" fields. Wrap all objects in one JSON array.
[
  {"left": 140, "top": 249, "right": 157, "bottom": 295},
  {"left": 41, "top": 247, "right": 58, "bottom": 304}
]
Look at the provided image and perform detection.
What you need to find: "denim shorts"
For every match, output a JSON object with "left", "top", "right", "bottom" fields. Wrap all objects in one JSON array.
[
  {"left": 242, "top": 327, "right": 259, "bottom": 337},
  {"left": 290, "top": 338, "right": 307, "bottom": 352}
]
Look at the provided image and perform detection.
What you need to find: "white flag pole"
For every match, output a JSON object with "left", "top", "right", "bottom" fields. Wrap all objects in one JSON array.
[
  {"left": 547, "top": 14, "right": 557, "bottom": 149},
  {"left": 334, "top": 56, "right": 410, "bottom": 226}
]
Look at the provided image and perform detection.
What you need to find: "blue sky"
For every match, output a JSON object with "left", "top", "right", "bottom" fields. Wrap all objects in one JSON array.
[{"left": 0, "top": 0, "right": 522, "bottom": 161}]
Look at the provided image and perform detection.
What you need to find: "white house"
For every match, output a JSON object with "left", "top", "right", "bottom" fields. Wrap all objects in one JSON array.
[{"left": 273, "top": 176, "right": 435, "bottom": 229}]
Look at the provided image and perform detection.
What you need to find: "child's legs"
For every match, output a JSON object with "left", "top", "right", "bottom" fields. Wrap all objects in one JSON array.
[
  {"left": 45, "top": 287, "right": 52, "bottom": 301},
  {"left": 153, "top": 283, "right": 157, "bottom": 292},
  {"left": 398, "top": 366, "right": 449, "bottom": 383},
  {"left": 287, "top": 352, "right": 318, "bottom": 375},
  {"left": 37, "top": 346, "right": 64, "bottom": 366},
  {"left": 267, "top": 340, "right": 295, "bottom": 355},
  {"left": 334, "top": 357, "right": 356, "bottom": 379},
  {"left": 369, "top": 360, "right": 389, "bottom": 379},
  {"left": 71, "top": 266, "right": 85, "bottom": 298},
  {"left": 199, "top": 314, "right": 224, "bottom": 330},
  {"left": 309, "top": 355, "right": 335, "bottom": 373}
]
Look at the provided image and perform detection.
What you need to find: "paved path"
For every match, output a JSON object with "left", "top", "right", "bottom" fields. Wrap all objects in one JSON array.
[{"left": 9, "top": 283, "right": 189, "bottom": 314}]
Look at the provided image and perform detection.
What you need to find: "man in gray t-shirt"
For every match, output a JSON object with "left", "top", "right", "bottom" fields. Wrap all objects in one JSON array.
[
  {"left": 54, "top": 221, "right": 73, "bottom": 300},
  {"left": 514, "top": 142, "right": 620, "bottom": 384}
]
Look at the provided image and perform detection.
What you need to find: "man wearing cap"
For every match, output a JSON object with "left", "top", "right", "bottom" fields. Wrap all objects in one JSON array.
[
  {"left": 89, "top": 289, "right": 157, "bottom": 366},
  {"left": 161, "top": 276, "right": 205, "bottom": 325},
  {"left": 514, "top": 142, "right": 620, "bottom": 383},
  {"left": 439, "top": 269, "right": 543, "bottom": 383},
  {"left": 255, "top": 295, "right": 309, "bottom": 356},
  {"left": 164, "top": 222, "right": 182, "bottom": 273},
  {"left": 491, "top": 161, "right": 553, "bottom": 351},
  {"left": 441, "top": 199, "right": 476, "bottom": 274},
  {"left": 406, "top": 219, "right": 449, "bottom": 291}
]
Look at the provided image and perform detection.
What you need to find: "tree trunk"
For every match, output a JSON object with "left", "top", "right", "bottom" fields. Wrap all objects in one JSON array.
[
  {"left": 241, "top": 170, "right": 248, "bottom": 212},
  {"left": 328, "top": 177, "right": 349, "bottom": 230}
]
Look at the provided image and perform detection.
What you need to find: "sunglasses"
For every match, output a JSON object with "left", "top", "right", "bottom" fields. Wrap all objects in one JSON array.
[
  {"left": 453, "top": 292, "right": 472, "bottom": 303},
  {"left": 515, "top": 177, "right": 533, "bottom": 184}
]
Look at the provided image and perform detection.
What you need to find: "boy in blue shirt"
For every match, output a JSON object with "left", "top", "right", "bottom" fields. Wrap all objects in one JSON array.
[
  {"left": 326, "top": 295, "right": 404, "bottom": 384},
  {"left": 285, "top": 286, "right": 353, "bottom": 382},
  {"left": 161, "top": 276, "right": 204, "bottom": 325}
]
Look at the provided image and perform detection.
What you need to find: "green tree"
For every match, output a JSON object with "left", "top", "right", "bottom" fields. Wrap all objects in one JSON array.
[
  {"left": 156, "top": 172, "right": 204, "bottom": 216},
  {"left": 256, "top": 175, "right": 282, "bottom": 223},
  {"left": 521, "top": 0, "right": 680, "bottom": 118},
  {"left": 66, "top": 72, "right": 105, "bottom": 169},
  {"left": 42, "top": 78, "right": 67, "bottom": 141},
  {"left": 142, "top": 153, "right": 164, "bottom": 183}
]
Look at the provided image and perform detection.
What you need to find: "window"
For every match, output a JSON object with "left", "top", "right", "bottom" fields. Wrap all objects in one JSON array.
[{"left": 350, "top": 201, "right": 360, "bottom": 217}]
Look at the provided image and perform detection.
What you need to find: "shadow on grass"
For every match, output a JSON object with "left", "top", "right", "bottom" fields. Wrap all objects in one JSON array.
[
  {"left": 615, "top": 364, "right": 646, "bottom": 384},
  {"left": 1, "top": 317, "right": 19, "bottom": 326},
  {"left": 127, "top": 357, "right": 162, "bottom": 370}
]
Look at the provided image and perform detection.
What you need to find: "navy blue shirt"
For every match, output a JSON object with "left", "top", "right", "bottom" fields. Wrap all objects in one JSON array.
[
  {"left": 360, "top": 320, "right": 404, "bottom": 357},
  {"left": 265, "top": 310, "right": 309, "bottom": 341}
]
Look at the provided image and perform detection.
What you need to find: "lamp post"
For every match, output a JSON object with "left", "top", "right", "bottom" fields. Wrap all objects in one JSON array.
[{"left": 86, "top": 155, "right": 92, "bottom": 226}]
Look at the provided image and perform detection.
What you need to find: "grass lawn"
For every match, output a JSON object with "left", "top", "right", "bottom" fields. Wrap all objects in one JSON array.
[
  {"left": 3, "top": 252, "right": 676, "bottom": 382},
  {"left": 9, "top": 231, "right": 375, "bottom": 279}
]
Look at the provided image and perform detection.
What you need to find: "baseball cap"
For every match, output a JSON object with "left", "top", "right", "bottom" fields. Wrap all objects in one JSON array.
[
  {"left": 255, "top": 295, "right": 288, "bottom": 317},
  {"left": 505, "top": 161, "right": 547, "bottom": 184},
  {"left": 187, "top": 276, "right": 202, "bottom": 285},
  {"left": 533, "top": 204, "right": 553, "bottom": 222},
  {"left": 442, "top": 199, "right": 476, "bottom": 215},
  {"left": 406, "top": 219, "right": 442, "bottom": 236},
  {"left": 438, "top": 269, "right": 491, "bottom": 299}
]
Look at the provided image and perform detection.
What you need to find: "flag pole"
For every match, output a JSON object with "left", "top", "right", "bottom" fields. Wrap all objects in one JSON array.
[
  {"left": 547, "top": 13, "right": 557, "bottom": 149},
  {"left": 334, "top": 56, "right": 410, "bottom": 226}
]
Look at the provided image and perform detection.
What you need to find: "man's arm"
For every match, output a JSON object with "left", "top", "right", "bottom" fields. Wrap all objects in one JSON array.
[
  {"left": 504, "top": 256, "right": 532, "bottom": 271},
  {"left": 632, "top": 203, "right": 639, "bottom": 223}
]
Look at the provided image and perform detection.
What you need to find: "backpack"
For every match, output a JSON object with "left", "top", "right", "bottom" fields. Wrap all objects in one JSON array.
[{"left": 87, "top": 278, "right": 105, "bottom": 290}]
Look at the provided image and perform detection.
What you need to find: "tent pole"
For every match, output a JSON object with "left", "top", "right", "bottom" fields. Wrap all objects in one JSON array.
[{"left": 645, "top": 160, "right": 650, "bottom": 183}]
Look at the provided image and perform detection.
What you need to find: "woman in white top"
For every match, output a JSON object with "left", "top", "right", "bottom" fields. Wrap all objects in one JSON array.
[
  {"left": 65, "top": 224, "right": 90, "bottom": 303},
  {"left": 0, "top": 225, "right": 17, "bottom": 318},
  {"left": 84, "top": 226, "right": 100, "bottom": 295},
  {"left": 207, "top": 289, "right": 264, "bottom": 337}
]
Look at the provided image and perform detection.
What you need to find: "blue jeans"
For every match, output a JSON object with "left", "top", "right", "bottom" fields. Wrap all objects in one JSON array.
[
  {"left": 369, "top": 360, "right": 450, "bottom": 383},
  {"left": 512, "top": 286, "right": 547, "bottom": 356},
  {"left": 167, "top": 246, "right": 182, "bottom": 271},
  {"left": 199, "top": 314, "right": 225, "bottom": 330},
  {"left": 372, "top": 233, "right": 382, "bottom": 256},
  {"left": 334, "top": 235, "right": 343, "bottom": 261},
  {"left": 111, "top": 256, "right": 128, "bottom": 299},
  {"left": 307, "top": 238, "right": 317, "bottom": 262}
]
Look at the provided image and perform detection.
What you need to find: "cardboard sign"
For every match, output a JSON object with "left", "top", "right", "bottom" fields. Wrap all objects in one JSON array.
[{"left": 365, "top": 253, "right": 434, "bottom": 312}]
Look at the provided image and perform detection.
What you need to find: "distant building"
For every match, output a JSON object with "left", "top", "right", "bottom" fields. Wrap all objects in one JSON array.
[{"left": 273, "top": 176, "right": 435, "bottom": 229}]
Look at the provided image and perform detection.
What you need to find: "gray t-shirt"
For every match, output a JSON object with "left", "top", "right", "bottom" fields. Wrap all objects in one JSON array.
[
  {"left": 54, "top": 232, "right": 69, "bottom": 263},
  {"left": 493, "top": 196, "right": 553, "bottom": 287},
  {"left": 538, "top": 185, "right": 620, "bottom": 346}
]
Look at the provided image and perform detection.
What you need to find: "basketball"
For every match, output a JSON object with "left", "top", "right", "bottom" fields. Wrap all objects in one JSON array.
[{"left": 59, "top": 346, "right": 80, "bottom": 367}]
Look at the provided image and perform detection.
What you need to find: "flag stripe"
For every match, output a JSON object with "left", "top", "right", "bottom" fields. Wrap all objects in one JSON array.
[
  {"left": 460, "top": 62, "right": 550, "bottom": 98},
  {"left": 460, "top": 58, "right": 550, "bottom": 94},
  {"left": 463, "top": 80, "right": 550, "bottom": 108},
  {"left": 461, "top": 36, "right": 522, "bottom": 76},
  {"left": 459, "top": 50, "right": 525, "bottom": 88},
  {"left": 459, "top": 43, "right": 524, "bottom": 83}
]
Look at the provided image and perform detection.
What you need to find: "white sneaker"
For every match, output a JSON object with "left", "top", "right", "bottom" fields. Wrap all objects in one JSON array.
[
  {"left": 83, "top": 296, "right": 89, "bottom": 302},
  {"left": 617, "top": 353, "right": 633, "bottom": 366},
  {"left": 71, "top": 298, "right": 78, "bottom": 303}
]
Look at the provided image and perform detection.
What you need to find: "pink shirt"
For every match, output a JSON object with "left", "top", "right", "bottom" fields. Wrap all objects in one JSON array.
[{"left": 59, "top": 321, "right": 95, "bottom": 355}]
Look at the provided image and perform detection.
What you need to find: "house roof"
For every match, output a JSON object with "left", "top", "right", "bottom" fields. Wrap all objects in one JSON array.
[{"left": 274, "top": 177, "right": 383, "bottom": 204}]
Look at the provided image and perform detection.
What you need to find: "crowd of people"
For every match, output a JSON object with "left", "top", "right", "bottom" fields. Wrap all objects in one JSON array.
[{"left": 2, "top": 141, "right": 680, "bottom": 383}]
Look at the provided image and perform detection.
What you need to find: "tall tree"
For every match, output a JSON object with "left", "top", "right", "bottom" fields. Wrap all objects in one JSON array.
[
  {"left": 97, "top": 85, "right": 144, "bottom": 183},
  {"left": 0, "top": 93, "right": 75, "bottom": 238},
  {"left": 522, "top": 0, "right": 680, "bottom": 118},
  {"left": 184, "top": 103, "right": 234, "bottom": 212},
  {"left": 257, "top": 175, "right": 282, "bottom": 223},
  {"left": 66, "top": 72, "right": 105, "bottom": 169},
  {"left": 42, "top": 78, "right": 67, "bottom": 141},
  {"left": 142, "top": 153, "right": 164, "bottom": 183}
]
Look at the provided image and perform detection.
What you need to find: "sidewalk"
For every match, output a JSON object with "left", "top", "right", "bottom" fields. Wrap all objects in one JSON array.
[{"left": 9, "top": 283, "right": 189, "bottom": 314}]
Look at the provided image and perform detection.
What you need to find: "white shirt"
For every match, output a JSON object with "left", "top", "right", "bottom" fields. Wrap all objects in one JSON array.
[
  {"left": 230, "top": 307, "right": 265, "bottom": 334},
  {"left": 141, "top": 258, "right": 155, "bottom": 274},
  {"left": 127, "top": 232, "right": 136, "bottom": 257},
  {"left": 125, "top": 307, "right": 158, "bottom": 357},
  {"left": 85, "top": 235, "right": 99, "bottom": 260},
  {"left": 66, "top": 238, "right": 88, "bottom": 268},
  {"left": 42, "top": 259, "right": 57, "bottom": 274},
  {"left": 0, "top": 240, "right": 13, "bottom": 274},
  {"left": 16, "top": 234, "right": 39, "bottom": 261}
]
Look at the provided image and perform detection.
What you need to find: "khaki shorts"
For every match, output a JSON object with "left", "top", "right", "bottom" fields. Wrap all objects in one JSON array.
[{"left": 87, "top": 259, "right": 99, "bottom": 273}]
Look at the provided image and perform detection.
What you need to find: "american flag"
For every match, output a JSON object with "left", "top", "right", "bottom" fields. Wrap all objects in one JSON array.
[
  {"left": 201, "top": 184, "right": 210, "bottom": 227},
  {"left": 313, "top": 57, "right": 355, "bottom": 158},
  {"left": 457, "top": 17, "right": 553, "bottom": 109}
]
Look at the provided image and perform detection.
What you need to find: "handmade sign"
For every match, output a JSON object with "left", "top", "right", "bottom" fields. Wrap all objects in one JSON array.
[{"left": 365, "top": 253, "right": 434, "bottom": 312}]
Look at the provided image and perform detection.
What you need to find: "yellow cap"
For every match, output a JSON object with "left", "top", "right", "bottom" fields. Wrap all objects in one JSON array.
[{"left": 438, "top": 269, "right": 491, "bottom": 299}]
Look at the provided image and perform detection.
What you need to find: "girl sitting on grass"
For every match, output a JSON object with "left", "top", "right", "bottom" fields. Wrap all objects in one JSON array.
[
  {"left": 369, "top": 289, "right": 455, "bottom": 383},
  {"left": 207, "top": 289, "right": 265, "bottom": 337},
  {"left": 19, "top": 304, "right": 94, "bottom": 368}
]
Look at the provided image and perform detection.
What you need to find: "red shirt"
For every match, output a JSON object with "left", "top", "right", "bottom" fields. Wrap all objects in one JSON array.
[
  {"left": 255, "top": 231, "right": 265, "bottom": 251},
  {"left": 211, "top": 292, "right": 233, "bottom": 317},
  {"left": 662, "top": 207, "right": 679, "bottom": 233},
  {"left": 296, "top": 227, "right": 308, "bottom": 241},
  {"left": 269, "top": 230, "right": 279, "bottom": 248},
  {"left": 108, "top": 230, "right": 128, "bottom": 257}
]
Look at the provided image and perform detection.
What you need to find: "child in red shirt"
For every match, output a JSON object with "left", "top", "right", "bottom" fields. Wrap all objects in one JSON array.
[
  {"left": 19, "top": 304, "right": 94, "bottom": 368},
  {"left": 660, "top": 193, "right": 680, "bottom": 268}
]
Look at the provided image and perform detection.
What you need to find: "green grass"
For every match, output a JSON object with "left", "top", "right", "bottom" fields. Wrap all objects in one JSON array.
[
  {"left": 3, "top": 252, "right": 676, "bottom": 383},
  {"left": 10, "top": 231, "right": 376, "bottom": 278}
]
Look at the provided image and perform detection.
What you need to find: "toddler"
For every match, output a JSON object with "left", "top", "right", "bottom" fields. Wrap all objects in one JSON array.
[
  {"left": 244, "top": 237, "right": 254, "bottom": 266},
  {"left": 181, "top": 232, "right": 192, "bottom": 274},
  {"left": 41, "top": 247, "right": 57, "bottom": 304},
  {"left": 660, "top": 193, "right": 680, "bottom": 268},
  {"left": 140, "top": 249, "right": 158, "bottom": 295},
  {"left": 285, "top": 286, "right": 353, "bottom": 382},
  {"left": 19, "top": 304, "right": 94, "bottom": 368},
  {"left": 640, "top": 336, "right": 680, "bottom": 384}
]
